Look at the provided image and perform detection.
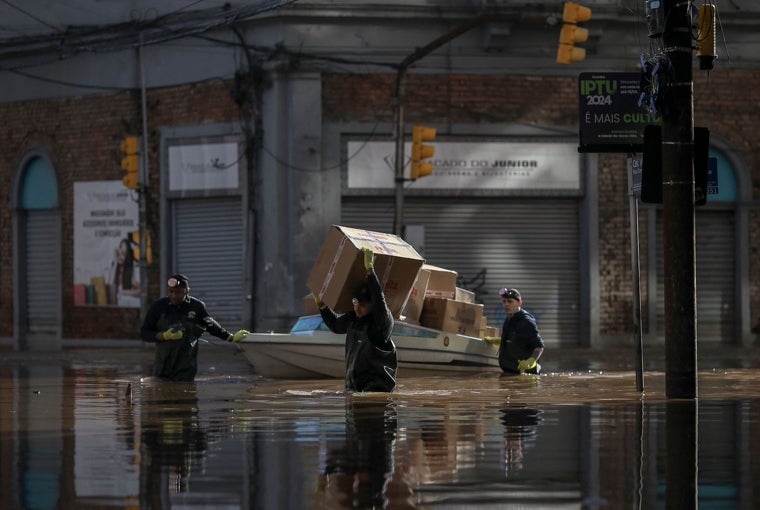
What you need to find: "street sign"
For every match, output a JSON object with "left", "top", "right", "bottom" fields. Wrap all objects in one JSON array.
[{"left": 578, "top": 72, "right": 659, "bottom": 153}]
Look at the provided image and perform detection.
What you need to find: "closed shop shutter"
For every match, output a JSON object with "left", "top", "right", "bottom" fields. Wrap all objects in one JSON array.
[
  {"left": 25, "top": 210, "right": 59, "bottom": 334},
  {"left": 173, "top": 197, "right": 244, "bottom": 330},
  {"left": 342, "top": 196, "right": 580, "bottom": 346},
  {"left": 656, "top": 211, "right": 735, "bottom": 342}
]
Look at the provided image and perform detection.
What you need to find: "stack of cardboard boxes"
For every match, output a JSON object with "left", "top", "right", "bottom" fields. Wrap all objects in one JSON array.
[{"left": 306, "top": 225, "right": 497, "bottom": 339}]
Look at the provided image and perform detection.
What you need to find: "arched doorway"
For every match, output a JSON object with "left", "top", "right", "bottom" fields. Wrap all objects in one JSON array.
[{"left": 12, "top": 151, "right": 62, "bottom": 350}]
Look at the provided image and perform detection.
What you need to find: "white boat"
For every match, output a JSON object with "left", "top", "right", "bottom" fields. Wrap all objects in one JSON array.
[{"left": 236, "top": 315, "right": 501, "bottom": 378}]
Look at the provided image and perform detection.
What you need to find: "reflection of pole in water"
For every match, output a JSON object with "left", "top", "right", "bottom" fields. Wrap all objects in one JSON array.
[
  {"left": 500, "top": 406, "right": 542, "bottom": 476},
  {"left": 665, "top": 400, "right": 697, "bottom": 509}
]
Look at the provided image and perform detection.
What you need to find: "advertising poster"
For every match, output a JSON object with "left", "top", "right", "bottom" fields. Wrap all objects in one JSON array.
[{"left": 73, "top": 181, "right": 140, "bottom": 307}]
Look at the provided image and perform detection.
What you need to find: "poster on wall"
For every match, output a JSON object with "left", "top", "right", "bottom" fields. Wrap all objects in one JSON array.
[{"left": 73, "top": 181, "right": 140, "bottom": 307}]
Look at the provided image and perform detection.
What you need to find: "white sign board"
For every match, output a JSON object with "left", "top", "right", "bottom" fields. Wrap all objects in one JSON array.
[
  {"left": 168, "top": 142, "right": 240, "bottom": 191},
  {"left": 347, "top": 141, "right": 580, "bottom": 190},
  {"left": 73, "top": 181, "right": 140, "bottom": 307}
]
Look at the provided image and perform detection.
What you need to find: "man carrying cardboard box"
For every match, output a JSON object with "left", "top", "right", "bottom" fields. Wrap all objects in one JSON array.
[{"left": 312, "top": 247, "right": 398, "bottom": 392}]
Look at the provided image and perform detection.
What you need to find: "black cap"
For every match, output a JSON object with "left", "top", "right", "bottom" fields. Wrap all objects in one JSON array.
[
  {"left": 498, "top": 287, "right": 521, "bottom": 301},
  {"left": 168, "top": 274, "right": 189, "bottom": 289},
  {"left": 352, "top": 282, "right": 372, "bottom": 303}
]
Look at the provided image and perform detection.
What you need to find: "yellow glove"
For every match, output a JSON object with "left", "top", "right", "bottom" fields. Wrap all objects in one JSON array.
[
  {"left": 517, "top": 357, "right": 537, "bottom": 372},
  {"left": 311, "top": 292, "right": 327, "bottom": 310},
  {"left": 229, "top": 329, "right": 250, "bottom": 343},
  {"left": 162, "top": 326, "right": 183, "bottom": 341},
  {"left": 362, "top": 247, "right": 374, "bottom": 270}
]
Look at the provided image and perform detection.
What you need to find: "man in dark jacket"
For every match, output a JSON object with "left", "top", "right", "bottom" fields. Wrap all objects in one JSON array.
[
  {"left": 314, "top": 248, "right": 397, "bottom": 392},
  {"left": 498, "top": 287, "right": 544, "bottom": 375},
  {"left": 140, "top": 274, "right": 249, "bottom": 381}
]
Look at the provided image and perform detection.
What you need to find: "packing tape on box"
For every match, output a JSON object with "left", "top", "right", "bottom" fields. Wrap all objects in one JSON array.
[{"left": 318, "top": 235, "right": 349, "bottom": 301}]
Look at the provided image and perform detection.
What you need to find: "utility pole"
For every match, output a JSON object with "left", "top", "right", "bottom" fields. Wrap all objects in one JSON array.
[
  {"left": 661, "top": 1, "right": 697, "bottom": 399},
  {"left": 392, "top": 15, "right": 486, "bottom": 235}
]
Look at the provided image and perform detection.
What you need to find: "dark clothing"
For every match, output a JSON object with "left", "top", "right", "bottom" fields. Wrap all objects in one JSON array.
[
  {"left": 319, "top": 270, "right": 397, "bottom": 392},
  {"left": 499, "top": 309, "right": 544, "bottom": 374},
  {"left": 140, "top": 295, "right": 232, "bottom": 381}
]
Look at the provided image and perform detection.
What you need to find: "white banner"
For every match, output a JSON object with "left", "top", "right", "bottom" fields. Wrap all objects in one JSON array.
[
  {"left": 168, "top": 142, "right": 240, "bottom": 192},
  {"left": 347, "top": 141, "right": 580, "bottom": 190},
  {"left": 73, "top": 181, "right": 140, "bottom": 307}
]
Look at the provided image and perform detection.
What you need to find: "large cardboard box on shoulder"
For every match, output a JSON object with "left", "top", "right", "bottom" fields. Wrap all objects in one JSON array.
[
  {"left": 423, "top": 264, "right": 458, "bottom": 299},
  {"left": 307, "top": 225, "right": 425, "bottom": 317},
  {"left": 420, "top": 296, "right": 484, "bottom": 338}
]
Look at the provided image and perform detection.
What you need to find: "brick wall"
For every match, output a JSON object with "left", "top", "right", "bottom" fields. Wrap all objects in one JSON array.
[{"left": 0, "top": 80, "right": 239, "bottom": 339}]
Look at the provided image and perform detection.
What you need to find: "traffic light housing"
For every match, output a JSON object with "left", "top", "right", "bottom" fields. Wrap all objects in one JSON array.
[
  {"left": 120, "top": 136, "right": 139, "bottom": 190},
  {"left": 556, "top": 2, "right": 592, "bottom": 64},
  {"left": 129, "top": 230, "right": 153, "bottom": 264},
  {"left": 411, "top": 125, "right": 436, "bottom": 180}
]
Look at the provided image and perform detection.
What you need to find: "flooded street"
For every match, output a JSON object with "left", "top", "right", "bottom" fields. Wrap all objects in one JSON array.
[{"left": 1, "top": 342, "right": 759, "bottom": 509}]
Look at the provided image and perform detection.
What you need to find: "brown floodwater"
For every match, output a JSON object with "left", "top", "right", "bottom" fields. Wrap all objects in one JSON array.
[{"left": 1, "top": 342, "right": 759, "bottom": 509}]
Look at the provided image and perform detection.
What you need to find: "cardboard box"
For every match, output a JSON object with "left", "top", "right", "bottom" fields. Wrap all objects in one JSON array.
[
  {"left": 400, "top": 266, "right": 431, "bottom": 323},
  {"left": 303, "top": 294, "right": 320, "bottom": 315},
  {"left": 420, "top": 297, "right": 484, "bottom": 338},
  {"left": 455, "top": 287, "right": 475, "bottom": 304},
  {"left": 422, "top": 264, "right": 458, "bottom": 299},
  {"left": 307, "top": 225, "right": 425, "bottom": 317}
]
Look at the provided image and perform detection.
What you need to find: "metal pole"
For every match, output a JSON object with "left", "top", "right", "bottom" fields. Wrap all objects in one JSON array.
[
  {"left": 661, "top": 0, "right": 697, "bottom": 399},
  {"left": 138, "top": 35, "right": 150, "bottom": 317},
  {"left": 392, "top": 72, "right": 405, "bottom": 236},
  {"left": 628, "top": 156, "right": 644, "bottom": 392},
  {"left": 391, "top": 15, "right": 487, "bottom": 236}
]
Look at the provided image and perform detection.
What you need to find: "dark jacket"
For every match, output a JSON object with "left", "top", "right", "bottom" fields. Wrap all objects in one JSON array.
[
  {"left": 499, "top": 309, "right": 544, "bottom": 374},
  {"left": 140, "top": 295, "right": 231, "bottom": 381},
  {"left": 319, "top": 270, "right": 397, "bottom": 392}
]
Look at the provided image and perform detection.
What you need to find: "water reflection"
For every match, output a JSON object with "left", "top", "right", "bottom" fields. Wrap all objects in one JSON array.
[
  {"left": 0, "top": 348, "right": 759, "bottom": 509},
  {"left": 139, "top": 382, "right": 207, "bottom": 507},
  {"left": 311, "top": 396, "right": 406, "bottom": 509},
  {"left": 500, "top": 405, "right": 542, "bottom": 477}
]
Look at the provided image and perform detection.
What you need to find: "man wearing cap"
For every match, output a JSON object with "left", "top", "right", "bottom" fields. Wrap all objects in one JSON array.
[
  {"left": 140, "top": 274, "right": 250, "bottom": 382},
  {"left": 498, "top": 288, "right": 544, "bottom": 375},
  {"left": 313, "top": 247, "right": 397, "bottom": 392}
]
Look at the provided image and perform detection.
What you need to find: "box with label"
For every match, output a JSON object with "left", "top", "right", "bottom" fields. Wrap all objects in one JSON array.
[
  {"left": 400, "top": 266, "right": 431, "bottom": 323},
  {"left": 307, "top": 225, "right": 425, "bottom": 316},
  {"left": 420, "top": 297, "right": 484, "bottom": 338},
  {"left": 422, "top": 264, "right": 458, "bottom": 299}
]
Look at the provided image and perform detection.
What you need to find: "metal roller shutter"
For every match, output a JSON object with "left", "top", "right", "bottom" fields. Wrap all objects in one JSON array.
[
  {"left": 25, "top": 210, "right": 59, "bottom": 334},
  {"left": 173, "top": 197, "right": 244, "bottom": 330},
  {"left": 342, "top": 197, "right": 581, "bottom": 346},
  {"left": 655, "top": 211, "right": 735, "bottom": 342}
]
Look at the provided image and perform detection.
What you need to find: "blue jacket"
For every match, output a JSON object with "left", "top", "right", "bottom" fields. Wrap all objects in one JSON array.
[{"left": 499, "top": 309, "right": 544, "bottom": 374}]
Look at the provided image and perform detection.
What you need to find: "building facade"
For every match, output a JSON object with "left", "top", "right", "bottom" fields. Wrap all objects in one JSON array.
[{"left": 0, "top": 0, "right": 758, "bottom": 348}]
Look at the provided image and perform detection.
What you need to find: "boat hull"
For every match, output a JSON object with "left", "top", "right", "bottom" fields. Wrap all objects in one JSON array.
[{"left": 237, "top": 319, "right": 501, "bottom": 379}]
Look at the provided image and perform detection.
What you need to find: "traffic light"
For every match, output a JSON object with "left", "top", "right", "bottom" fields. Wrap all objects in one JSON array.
[
  {"left": 411, "top": 125, "right": 436, "bottom": 180},
  {"left": 696, "top": 3, "right": 717, "bottom": 70},
  {"left": 120, "top": 136, "right": 139, "bottom": 190},
  {"left": 129, "top": 230, "right": 153, "bottom": 264},
  {"left": 556, "top": 2, "right": 592, "bottom": 64}
]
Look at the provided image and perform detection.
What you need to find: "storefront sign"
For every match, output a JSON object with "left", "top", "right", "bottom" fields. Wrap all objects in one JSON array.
[
  {"left": 168, "top": 142, "right": 240, "bottom": 192},
  {"left": 347, "top": 141, "right": 580, "bottom": 191}
]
